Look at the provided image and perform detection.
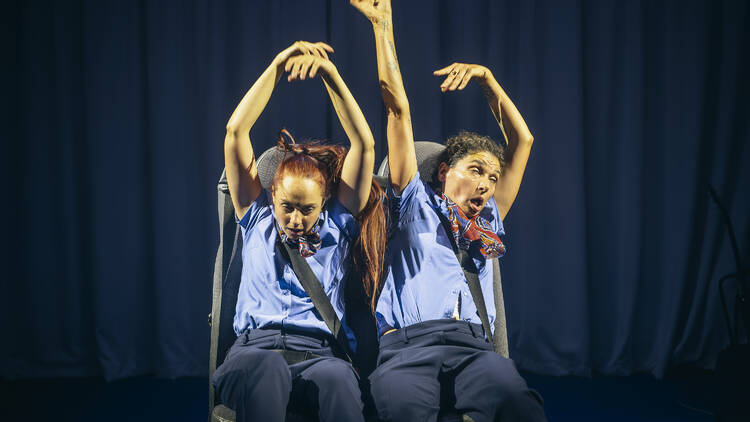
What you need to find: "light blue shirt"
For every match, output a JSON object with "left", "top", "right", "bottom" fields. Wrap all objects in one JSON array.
[
  {"left": 376, "top": 171, "right": 505, "bottom": 333},
  {"left": 234, "top": 189, "right": 359, "bottom": 349}
]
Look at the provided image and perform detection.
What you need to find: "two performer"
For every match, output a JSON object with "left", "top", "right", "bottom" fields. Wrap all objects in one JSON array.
[{"left": 214, "top": 1, "right": 545, "bottom": 421}]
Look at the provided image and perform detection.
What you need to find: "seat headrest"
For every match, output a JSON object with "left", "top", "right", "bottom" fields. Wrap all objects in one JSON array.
[
  {"left": 256, "top": 146, "right": 284, "bottom": 189},
  {"left": 377, "top": 141, "right": 445, "bottom": 186}
]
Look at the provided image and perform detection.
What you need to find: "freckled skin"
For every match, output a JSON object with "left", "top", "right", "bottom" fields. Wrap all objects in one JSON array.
[
  {"left": 272, "top": 175, "right": 325, "bottom": 240},
  {"left": 438, "top": 151, "right": 501, "bottom": 218}
]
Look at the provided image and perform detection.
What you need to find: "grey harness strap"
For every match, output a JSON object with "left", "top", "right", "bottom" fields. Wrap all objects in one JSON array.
[
  {"left": 431, "top": 197, "right": 495, "bottom": 345},
  {"left": 278, "top": 236, "right": 355, "bottom": 364}
]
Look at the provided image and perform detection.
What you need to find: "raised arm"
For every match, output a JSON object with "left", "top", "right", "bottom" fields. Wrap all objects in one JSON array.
[
  {"left": 224, "top": 42, "right": 333, "bottom": 219},
  {"left": 434, "top": 63, "right": 534, "bottom": 219},
  {"left": 351, "top": 0, "right": 416, "bottom": 192},
  {"left": 284, "top": 49, "right": 375, "bottom": 215}
]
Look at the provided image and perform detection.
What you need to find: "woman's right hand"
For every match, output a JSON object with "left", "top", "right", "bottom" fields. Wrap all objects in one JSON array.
[
  {"left": 350, "top": 0, "right": 392, "bottom": 24},
  {"left": 274, "top": 41, "right": 334, "bottom": 69}
]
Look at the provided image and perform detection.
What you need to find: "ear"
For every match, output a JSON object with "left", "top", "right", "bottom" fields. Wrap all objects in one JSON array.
[{"left": 437, "top": 162, "right": 450, "bottom": 183}]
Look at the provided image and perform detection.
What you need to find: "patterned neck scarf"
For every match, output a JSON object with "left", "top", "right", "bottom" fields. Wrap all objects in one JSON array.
[
  {"left": 440, "top": 193, "right": 506, "bottom": 259},
  {"left": 275, "top": 218, "right": 323, "bottom": 258}
]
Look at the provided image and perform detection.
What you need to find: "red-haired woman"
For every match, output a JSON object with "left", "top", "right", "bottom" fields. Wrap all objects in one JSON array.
[{"left": 212, "top": 41, "right": 385, "bottom": 422}]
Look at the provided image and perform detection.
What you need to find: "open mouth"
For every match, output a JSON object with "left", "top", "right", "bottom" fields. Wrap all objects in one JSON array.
[
  {"left": 469, "top": 197, "right": 484, "bottom": 211},
  {"left": 286, "top": 228, "right": 304, "bottom": 237}
]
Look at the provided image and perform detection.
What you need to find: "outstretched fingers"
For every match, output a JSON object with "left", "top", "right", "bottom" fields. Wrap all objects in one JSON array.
[
  {"left": 436, "top": 63, "right": 463, "bottom": 92},
  {"left": 285, "top": 55, "right": 331, "bottom": 82},
  {"left": 433, "top": 64, "right": 455, "bottom": 76},
  {"left": 448, "top": 66, "right": 469, "bottom": 90},
  {"left": 435, "top": 63, "right": 486, "bottom": 91}
]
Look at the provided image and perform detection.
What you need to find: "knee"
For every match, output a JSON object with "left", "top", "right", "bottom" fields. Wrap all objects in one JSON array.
[
  {"left": 477, "top": 355, "right": 529, "bottom": 397},
  {"left": 305, "top": 359, "right": 359, "bottom": 394},
  {"left": 215, "top": 349, "right": 290, "bottom": 388},
  {"left": 370, "top": 369, "right": 438, "bottom": 419}
]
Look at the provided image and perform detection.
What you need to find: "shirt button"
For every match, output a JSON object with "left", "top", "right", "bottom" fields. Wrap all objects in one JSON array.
[
  {"left": 452, "top": 289, "right": 458, "bottom": 294},
  {"left": 282, "top": 290, "right": 289, "bottom": 295}
]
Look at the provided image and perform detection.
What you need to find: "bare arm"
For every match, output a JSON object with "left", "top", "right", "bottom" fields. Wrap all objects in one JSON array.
[
  {"left": 351, "top": 0, "right": 416, "bottom": 192},
  {"left": 224, "top": 42, "right": 333, "bottom": 218},
  {"left": 285, "top": 52, "right": 376, "bottom": 215},
  {"left": 434, "top": 63, "right": 534, "bottom": 219}
]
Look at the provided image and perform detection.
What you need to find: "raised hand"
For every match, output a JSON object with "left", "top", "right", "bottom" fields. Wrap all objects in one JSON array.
[
  {"left": 284, "top": 54, "right": 336, "bottom": 82},
  {"left": 350, "top": 0, "right": 392, "bottom": 23},
  {"left": 274, "top": 41, "right": 334, "bottom": 70},
  {"left": 433, "top": 63, "right": 492, "bottom": 92}
]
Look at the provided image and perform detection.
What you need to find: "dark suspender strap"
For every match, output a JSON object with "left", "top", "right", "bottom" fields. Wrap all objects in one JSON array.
[
  {"left": 278, "top": 237, "right": 354, "bottom": 364},
  {"left": 431, "top": 198, "right": 495, "bottom": 345}
]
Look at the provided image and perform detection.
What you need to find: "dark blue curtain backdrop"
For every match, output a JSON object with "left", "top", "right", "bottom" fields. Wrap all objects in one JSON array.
[{"left": 2, "top": 0, "right": 749, "bottom": 380}]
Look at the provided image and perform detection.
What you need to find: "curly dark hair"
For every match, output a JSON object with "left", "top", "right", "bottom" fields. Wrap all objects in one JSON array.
[{"left": 432, "top": 131, "right": 505, "bottom": 187}]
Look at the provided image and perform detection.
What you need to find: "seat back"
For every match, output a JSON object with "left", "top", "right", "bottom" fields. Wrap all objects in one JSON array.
[{"left": 377, "top": 141, "right": 510, "bottom": 357}]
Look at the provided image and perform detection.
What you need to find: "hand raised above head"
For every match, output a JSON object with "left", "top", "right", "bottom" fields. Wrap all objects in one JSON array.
[
  {"left": 434, "top": 63, "right": 492, "bottom": 92},
  {"left": 350, "top": 0, "right": 392, "bottom": 23},
  {"left": 275, "top": 41, "right": 334, "bottom": 68},
  {"left": 284, "top": 54, "right": 336, "bottom": 82}
]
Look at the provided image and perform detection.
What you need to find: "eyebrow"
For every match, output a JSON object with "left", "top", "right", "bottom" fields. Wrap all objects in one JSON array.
[
  {"left": 282, "top": 201, "right": 317, "bottom": 208},
  {"left": 469, "top": 160, "right": 501, "bottom": 175}
]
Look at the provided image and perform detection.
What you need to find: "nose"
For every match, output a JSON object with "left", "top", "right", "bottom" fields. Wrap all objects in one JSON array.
[
  {"left": 289, "top": 210, "right": 302, "bottom": 228},
  {"left": 477, "top": 177, "right": 490, "bottom": 194}
]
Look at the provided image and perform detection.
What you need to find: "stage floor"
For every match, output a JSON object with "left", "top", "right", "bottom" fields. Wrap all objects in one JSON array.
[{"left": 1, "top": 370, "right": 715, "bottom": 421}]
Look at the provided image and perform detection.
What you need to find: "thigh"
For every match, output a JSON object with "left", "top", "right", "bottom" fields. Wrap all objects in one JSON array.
[
  {"left": 454, "top": 351, "right": 543, "bottom": 422},
  {"left": 213, "top": 341, "right": 291, "bottom": 390},
  {"left": 292, "top": 355, "right": 360, "bottom": 393},
  {"left": 369, "top": 347, "right": 443, "bottom": 422},
  {"left": 289, "top": 356, "right": 364, "bottom": 422}
]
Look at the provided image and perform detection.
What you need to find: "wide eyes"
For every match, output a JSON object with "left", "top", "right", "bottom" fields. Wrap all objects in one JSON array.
[{"left": 468, "top": 166, "right": 498, "bottom": 183}]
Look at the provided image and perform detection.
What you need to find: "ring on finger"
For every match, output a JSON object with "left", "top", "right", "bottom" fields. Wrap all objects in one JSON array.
[{"left": 451, "top": 70, "right": 458, "bottom": 76}]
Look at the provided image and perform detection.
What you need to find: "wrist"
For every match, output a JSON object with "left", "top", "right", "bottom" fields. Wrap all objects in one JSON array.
[
  {"left": 271, "top": 55, "right": 285, "bottom": 69},
  {"left": 371, "top": 16, "right": 393, "bottom": 32}
]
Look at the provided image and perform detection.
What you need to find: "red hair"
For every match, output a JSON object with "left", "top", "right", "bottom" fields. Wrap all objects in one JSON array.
[{"left": 272, "top": 130, "right": 386, "bottom": 312}]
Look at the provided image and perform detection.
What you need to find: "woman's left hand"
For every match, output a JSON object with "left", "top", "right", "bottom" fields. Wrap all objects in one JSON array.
[
  {"left": 433, "top": 63, "right": 492, "bottom": 92},
  {"left": 284, "top": 54, "right": 336, "bottom": 82}
]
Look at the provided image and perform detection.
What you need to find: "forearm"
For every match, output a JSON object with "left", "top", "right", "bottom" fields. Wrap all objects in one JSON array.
[
  {"left": 483, "top": 73, "right": 533, "bottom": 219},
  {"left": 370, "top": 16, "right": 416, "bottom": 190},
  {"left": 224, "top": 59, "right": 283, "bottom": 214},
  {"left": 322, "top": 70, "right": 375, "bottom": 152},
  {"left": 324, "top": 69, "right": 376, "bottom": 214},
  {"left": 226, "top": 58, "right": 284, "bottom": 135},
  {"left": 480, "top": 74, "right": 534, "bottom": 150},
  {"left": 371, "top": 17, "right": 410, "bottom": 117}
]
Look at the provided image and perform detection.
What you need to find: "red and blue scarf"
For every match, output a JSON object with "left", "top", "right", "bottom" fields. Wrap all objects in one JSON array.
[
  {"left": 276, "top": 219, "right": 322, "bottom": 258},
  {"left": 441, "top": 193, "right": 506, "bottom": 259}
]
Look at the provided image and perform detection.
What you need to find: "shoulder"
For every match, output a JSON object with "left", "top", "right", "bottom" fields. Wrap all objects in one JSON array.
[
  {"left": 480, "top": 196, "right": 505, "bottom": 237},
  {"left": 325, "top": 196, "right": 360, "bottom": 240},
  {"left": 387, "top": 171, "right": 434, "bottom": 219},
  {"left": 237, "top": 189, "right": 273, "bottom": 230}
]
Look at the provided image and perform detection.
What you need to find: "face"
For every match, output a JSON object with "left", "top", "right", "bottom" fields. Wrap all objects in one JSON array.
[
  {"left": 438, "top": 151, "right": 501, "bottom": 218},
  {"left": 272, "top": 175, "right": 325, "bottom": 240}
]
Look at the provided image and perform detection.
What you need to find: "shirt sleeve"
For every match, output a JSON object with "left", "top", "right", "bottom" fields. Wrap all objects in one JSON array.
[
  {"left": 237, "top": 189, "right": 272, "bottom": 231},
  {"left": 387, "top": 171, "right": 428, "bottom": 224},
  {"left": 482, "top": 196, "right": 506, "bottom": 238},
  {"left": 327, "top": 196, "right": 360, "bottom": 240}
]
